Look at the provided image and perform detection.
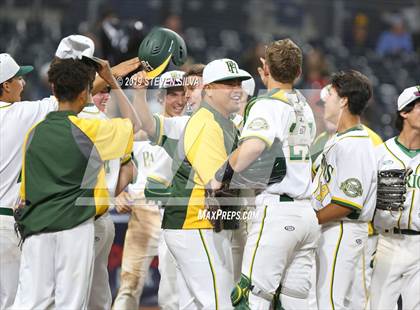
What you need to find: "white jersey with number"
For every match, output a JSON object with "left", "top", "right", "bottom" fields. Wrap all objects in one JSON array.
[
  {"left": 0, "top": 97, "right": 58, "bottom": 209},
  {"left": 374, "top": 137, "right": 420, "bottom": 231},
  {"left": 240, "top": 89, "right": 316, "bottom": 199},
  {"left": 78, "top": 105, "right": 121, "bottom": 197},
  {"left": 312, "top": 126, "right": 377, "bottom": 222}
]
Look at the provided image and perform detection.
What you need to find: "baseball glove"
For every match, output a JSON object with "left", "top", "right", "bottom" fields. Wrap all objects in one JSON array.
[{"left": 376, "top": 168, "right": 413, "bottom": 211}]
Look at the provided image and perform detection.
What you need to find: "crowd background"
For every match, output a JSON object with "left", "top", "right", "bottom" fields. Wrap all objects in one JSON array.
[{"left": 1, "top": 0, "right": 419, "bottom": 307}]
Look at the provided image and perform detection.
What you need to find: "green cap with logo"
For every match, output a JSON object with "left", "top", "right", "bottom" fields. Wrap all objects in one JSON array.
[{"left": 138, "top": 27, "right": 187, "bottom": 79}]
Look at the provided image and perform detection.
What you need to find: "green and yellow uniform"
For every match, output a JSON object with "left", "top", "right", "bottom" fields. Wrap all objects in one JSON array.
[
  {"left": 162, "top": 103, "right": 238, "bottom": 229},
  {"left": 17, "top": 110, "right": 133, "bottom": 238}
]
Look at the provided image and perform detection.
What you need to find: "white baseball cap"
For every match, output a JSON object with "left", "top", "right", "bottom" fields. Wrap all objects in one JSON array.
[
  {"left": 0, "top": 53, "right": 33, "bottom": 84},
  {"left": 203, "top": 58, "right": 251, "bottom": 85},
  {"left": 55, "top": 35, "right": 100, "bottom": 66},
  {"left": 397, "top": 85, "right": 420, "bottom": 111},
  {"left": 240, "top": 69, "right": 255, "bottom": 97},
  {"left": 158, "top": 70, "right": 185, "bottom": 89}
]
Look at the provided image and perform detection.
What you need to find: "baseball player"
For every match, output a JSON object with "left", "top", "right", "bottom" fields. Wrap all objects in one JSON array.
[
  {"left": 0, "top": 53, "right": 56, "bottom": 310},
  {"left": 133, "top": 65, "right": 255, "bottom": 285},
  {"left": 311, "top": 83, "right": 383, "bottom": 309},
  {"left": 79, "top": 88, "right": 137, "bottom": 310},
  {"left": 211, "top": 39, "right": 320, "bottom": 310},
  {"left": 57, "top": 35, "right": 140, "bottom": 310},
  {"left": 0, "top": 35, "right": 141, "bottom": 310},
  {"left": 159, "top": 59, "right": 250, "bottom": 309},
  {"left": 11, "top": 48, "right": 137, "bottom": 308},
  {"left": 113, "top": 70, "right": 187, "bottom": 310},
  {"left": 312, "top": 70, "right": 377, "bottom": 310},
  {"left": 370, "top": 86, "right": 420, "bottom": 310}
]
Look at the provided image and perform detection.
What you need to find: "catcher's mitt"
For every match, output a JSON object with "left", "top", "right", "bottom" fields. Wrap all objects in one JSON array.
[
  {"left": 376, "top": 168, "right": 413, "bottom": 211},
  {"left": 205, "top": 184, "right": 239, "bottom": 232}
]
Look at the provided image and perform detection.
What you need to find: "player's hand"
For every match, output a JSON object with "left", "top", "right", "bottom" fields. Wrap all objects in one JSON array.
[
  {"left": 94, "top": 57, "right": 119, "bottom": 88},
  {"left": 209, "top": 178, "right": 222, "bottom": 191},
  {"left": 115, "top": 191, "right": 134, "bottom": 213},
  {"left": 257, "top": 57, "right": 269, "bottom": 87},
  {"left": 111, "top": 57, "right": 142, "bottom": 78}
]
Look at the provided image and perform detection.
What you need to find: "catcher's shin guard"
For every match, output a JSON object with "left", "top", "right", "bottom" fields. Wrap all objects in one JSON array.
[{"left": 231, "top": 274, "right": 251, "bottom": 310}]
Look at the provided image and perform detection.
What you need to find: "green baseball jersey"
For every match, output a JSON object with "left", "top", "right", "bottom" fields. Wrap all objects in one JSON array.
[
  {"left": 17, "top": 110, "right": 133, "bottom": 238},
  {"left": 162, "top": 102, "right": 239, "bottom": 229}
]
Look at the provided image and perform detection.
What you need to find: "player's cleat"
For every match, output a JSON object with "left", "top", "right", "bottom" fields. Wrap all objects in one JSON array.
[{"left": 231, "top": 274, "right": 251, "bottom": 310}]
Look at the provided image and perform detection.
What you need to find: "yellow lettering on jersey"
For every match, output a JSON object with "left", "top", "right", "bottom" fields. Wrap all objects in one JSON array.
[{"left": 315, "top": 184, "right": 330, "bottom": 203}]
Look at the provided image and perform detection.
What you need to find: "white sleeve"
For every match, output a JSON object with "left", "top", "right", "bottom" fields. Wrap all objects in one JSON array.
[
  {"left": 329, "top": 140, "right": 369, "bottom": 218},
  {"left": 20, "top": 96, "right": 58, "bottom": 122},
  {"left": 240, "top": 99, "right": 289, "bottom": 147},
  {"left": 152, "top": 115, "right": 189, "bottom": 145}
]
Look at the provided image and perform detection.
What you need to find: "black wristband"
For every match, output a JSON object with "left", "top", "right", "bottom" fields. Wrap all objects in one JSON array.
[{"left": 215, "top": 159, "right": 235, "bottom": 183}]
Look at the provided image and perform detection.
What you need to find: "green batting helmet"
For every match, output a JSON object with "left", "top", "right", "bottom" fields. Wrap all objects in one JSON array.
[{"left": 138, "top": 27, "right": 187, "bottom": 79}]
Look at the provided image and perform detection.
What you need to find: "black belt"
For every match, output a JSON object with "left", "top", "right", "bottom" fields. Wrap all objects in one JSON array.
[
  {"left": 0, "top": 207, "right": 14, "bottom": 216},
  {"left": 393, "top": 228, "right": 420, "bottom": 235},
  {"left": 279, "top": 194, "right": 294, "bottom": 202}
]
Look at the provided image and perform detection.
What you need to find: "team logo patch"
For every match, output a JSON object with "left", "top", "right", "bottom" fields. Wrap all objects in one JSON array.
[
  {"left": 284, "top": 226, "right": 295, "bottom": 231},
  {"left": 355, "top": 239, "right": 362, "bottom": 245},
  {"left": 247, "top": 117, "right": 269, "bottom": 131},
  {"left": 383, "top": 160, "right": 394, "bottom": 166},
  {"left": 340, "top": 178, "right": 363, "bottom": 198}
]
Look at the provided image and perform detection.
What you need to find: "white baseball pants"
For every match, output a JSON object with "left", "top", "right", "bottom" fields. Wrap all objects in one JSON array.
[
  {"left": 241, "top": 196, "right": 321, "bottom": 310},
  {"left": 370, "top": 232, "right": 420, "bottom": 310},
  {"left": 12, "top": 218, "right": 94, "bottom": 310},
  {"left": 88, "top": 212, "right": 115, "bottom": 310},
  {"left": 0, "top": 216, "right": 20, "bottom": 310},
  {"left": 112, "top": 205, "right": 160, "bottom": 310},
  {"left": 316, "top": 221, "right": 368, "bottom": 310},
  {"left": 164, "top": 229, "right": 234, "bottom": 310}
]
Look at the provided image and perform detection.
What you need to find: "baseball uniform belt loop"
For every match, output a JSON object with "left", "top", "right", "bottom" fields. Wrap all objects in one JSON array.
[
  {"left": 393, "top": 228, "right": 420, "bottom": 235},
  {"left": 0, "top": 207, "right": 14, "bottom": 216},
  {"left": 279, "top": 194, "right": 294, "bottom": 202}
]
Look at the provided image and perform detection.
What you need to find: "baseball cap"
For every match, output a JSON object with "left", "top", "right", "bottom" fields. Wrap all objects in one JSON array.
[
  {"left": 0, "top": 53, "right": 33, "bottom": 84},
  {"left": 397, "top": 85, "right": 420, "bottom": 111},
  {"left": 55, "top": 35, "right": 101, "bottom": 67},
  {"left": 203, "top": 59, "right": 251, "bottom": 85},
  {"left": 240, "top": 69, "right": 255, "bottom": 97},
  {"left": 158, "top": 70, "right": 185, "bottom": 89}
]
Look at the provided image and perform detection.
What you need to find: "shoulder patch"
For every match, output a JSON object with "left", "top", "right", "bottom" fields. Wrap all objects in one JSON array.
[
  {"left": 340, "top": 178, "right": 363, "bottom": 198},
  {"left": 247, "top": 117, "right": 269, "bottom": 131}
]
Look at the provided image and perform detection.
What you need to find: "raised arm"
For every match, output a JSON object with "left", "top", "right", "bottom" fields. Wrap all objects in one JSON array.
[
  {"left": 92, "top": 57, "right": 141, "bottom": 95},
  {"left": 131, "top": 70, "right": 158, "bottom": 138},
  {"left": 94, "top": 58, "right": 141, "bottom": 133}
]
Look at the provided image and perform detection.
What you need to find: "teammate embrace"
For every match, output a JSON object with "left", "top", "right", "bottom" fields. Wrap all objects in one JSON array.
[{"left": 0, "top": 27, "right": 418, "bottom": 310}]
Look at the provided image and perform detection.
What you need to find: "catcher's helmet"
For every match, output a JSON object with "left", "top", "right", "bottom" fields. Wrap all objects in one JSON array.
[{"left": 138, "top": 27, "right": 187, "bottom": 79}]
